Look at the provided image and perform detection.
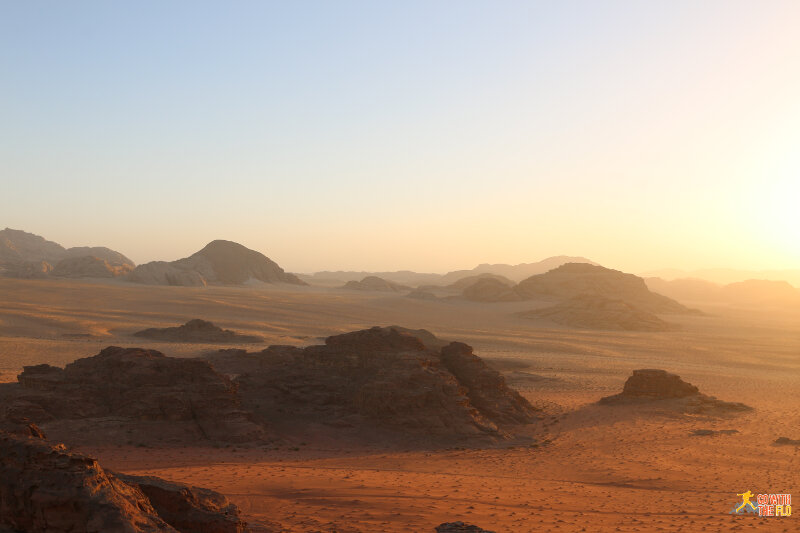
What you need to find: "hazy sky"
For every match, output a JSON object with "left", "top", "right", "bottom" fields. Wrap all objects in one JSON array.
[{"left": 3, "top": 1, "right": 799, "bottom": 273}]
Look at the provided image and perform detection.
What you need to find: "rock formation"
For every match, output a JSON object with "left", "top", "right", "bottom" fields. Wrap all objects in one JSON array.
[
  {"left": 435, "top": 522, "right": 496, "bottom": 533},
  {"left": 0, "top": 328, "right": 535, "bottom": 447},
  {"left": 773, "top": 437, "right": 800, "bottom": 446},
  {"left": 114, "top": 473, "right": 248, "bottom": 533},
  {"left": 0, "top": 431, "right": 251, "bottom": 532},
  {"left": 520, "top": 294, "right": 671, "bottom": 331},
  {"left": 440, "top": 255, "right": 598, "bottom": 284},
  {"left": 0, "top": 228, "right": 134, "bottom": 279},
  {"left": 341, "top": 275, "right": 410, "bottom": 292},
  {"left": 516, "top": 263, "right": 694, "bottom": 314},
  {"left": 0, "top": 227, "right": 66, "bottom": 264},
  {"left": 600, "top": 369, "right": 751, "bottom": 414},
  {"left": 129, "top": 240, "right": 305, "bottom": 287},
  {"left": 134, "top": 319, "right": 263, "bottom": 343},
  {"left": 0, "top": 432, "right": 175, "bottom": 532},
  {"left": 205, "top": 326, "right": 537, "bottom": 445},
  {"left": 51, "top": 255, "right": 133, "bottom": 278},
  {"left": 3, "top": 346, "right": 265, "bottom": 445}
]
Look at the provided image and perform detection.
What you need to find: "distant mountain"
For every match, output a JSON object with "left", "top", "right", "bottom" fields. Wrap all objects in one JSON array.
[
  {"left": 299, "top": 270, "right": 442, "bottom": 287},
  {"left": 440, "top": 256, "right": 598, "bottom": 284},
  {"left": 129, "top": 240, "right": 305, "bottom": 287},
  {"left": 0, "top": 228, "right": 134, "bottom": 279},
  {"left": 515, "top": 263, "right": 694, "bottom": 314},
  {"left": 341, "top": 276, "right": 411, "bottom": 292},
  {"left": 0, "top": 228, "right": 65, "bottom": 264},
  {"left": 645, "top": 277, "right": 800, "bottom": 306},
  {"left": 644, "top": 278, "right": 723, "bottom": 302},
  {"left": 721, "top": 279, "right": 800, "bottom": 304},
  {"left": 301, "top": 256, "right": 596, "bottom": 287},
  {"left": 642, "top": 267, "right": 800, "bottom": 287}
]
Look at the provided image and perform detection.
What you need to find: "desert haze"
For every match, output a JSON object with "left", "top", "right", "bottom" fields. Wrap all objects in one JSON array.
[
  {"left": 4, "top": 2, "right": 800, "bottom": 532},
  {"left": 0, "top": 230, "right": 798, "bottom": 532}
]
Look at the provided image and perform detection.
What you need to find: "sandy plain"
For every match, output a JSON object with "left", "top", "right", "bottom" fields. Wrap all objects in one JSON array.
[{"left": 0, "top": 277, "right": 798, "bottom": 532}]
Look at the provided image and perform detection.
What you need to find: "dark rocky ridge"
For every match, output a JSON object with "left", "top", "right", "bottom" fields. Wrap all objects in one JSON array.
[
  {"left": 600, "top": 369, "right": 751, "bottom": 414},
  {"left": 204, "top": 326, "right": 538, "bottom": 445},
  {"left": 0, "top": 328, "right": 535, "bottom": 447},
  {"left": 134, "top": 319, "right": 263, "bottom": 344},
  {"left": 0, "top": 431, "right": 251, "bottom": 532},
  {"left": 4, "top": 346, "right": 265, "bottom": 445}
]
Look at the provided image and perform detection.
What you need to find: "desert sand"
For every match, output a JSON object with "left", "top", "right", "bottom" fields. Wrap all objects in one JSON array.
[{"left": 1, "top": 277, "right": 798, "bottom": 532}]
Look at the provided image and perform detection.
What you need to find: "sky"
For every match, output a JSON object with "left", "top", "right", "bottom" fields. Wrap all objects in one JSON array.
[{"left": 2, "top": 1, "right": 800, "bottom": 274}]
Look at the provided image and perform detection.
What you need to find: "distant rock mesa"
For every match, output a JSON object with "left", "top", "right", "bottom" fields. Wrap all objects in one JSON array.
[
  {"left": 128, "top": 239, "right": 305, "bottom": 287},
  {"left": 600, "top": 369, "right": 751, "bottom": 414},
  {"left": 134, "top": 319, "right": 263, "bottom": 344}
]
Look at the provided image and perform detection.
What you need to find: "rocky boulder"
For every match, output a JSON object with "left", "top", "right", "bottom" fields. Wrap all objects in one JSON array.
[
  {"left": 0, "top": 432, "right": 175, "bottom": 532},
  {"left": 115, "top": 474, "right": 248, "bottom": 533},
  {"left": 134, "top": 319, "right": 263, "bottom": 344},
  {"left": 435, "top": 522, "right": 496, "bottom": 533},
  {"left": 600, "top": 369, "right": 751, "bottom": 414},
  {"left": 0, "top": 432, "right": 254, "bottom": 533}
]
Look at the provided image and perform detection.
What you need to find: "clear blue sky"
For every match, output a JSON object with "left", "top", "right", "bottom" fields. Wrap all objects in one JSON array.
[{"left": 3, "top": 1, "right": 799, "bottom": 272}]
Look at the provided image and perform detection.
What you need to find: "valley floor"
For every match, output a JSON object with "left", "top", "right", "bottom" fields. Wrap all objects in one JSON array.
[{"left": 1, "top": 278, "right": 798, "bottom": 532}]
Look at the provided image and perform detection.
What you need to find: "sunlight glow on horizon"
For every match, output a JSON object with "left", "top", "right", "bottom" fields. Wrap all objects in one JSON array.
[{"left": 2, "top": 1, "right": 800, "bottom": 274}]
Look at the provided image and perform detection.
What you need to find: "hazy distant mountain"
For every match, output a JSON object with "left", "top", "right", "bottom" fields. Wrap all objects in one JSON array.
[
  {"left": 642, "top": 268, "right": 800, "bottom": 287},
  {"left": 341, "top": 276, "right": 411, "bottom": 292},
  {"left": 721, "top": 279, "right": 800, "bottom": 304},
  {"left": 646, "top": 277, "right": 800, "bottom": 306},
  {"left": 301, "top": 256, "right": 596, "bottom": 287},
  {"left": 441, "top": 256, "right": 598, "bottom": 284},
  {"left": 0, "top": 228, "right": 134, "bottom": 279},
  {"left": 299, "top": 270, "right": 442, "bottom": 287},
  {"left": 129, "top": 240, "right": 306, "bottom": 287},
  {"left": 516, "top": 263, "right": 694, "bottom": 314}
]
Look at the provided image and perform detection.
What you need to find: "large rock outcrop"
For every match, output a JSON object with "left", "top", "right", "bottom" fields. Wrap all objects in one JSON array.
[
  {"left": 114, "top": 474, "right": 248, "bottom": 533},
  {"left": 0, "top": 432, "right": 252, "bottom": 533},
  {"left": 133, "top": 319, "right": 263, "bottom": 344},
  {"left": 0, "top": 432, "right": 175, "bottom": 532},
  {"left": 129, "top": 240, "right": 305, "bottom": 287},
  {"left": 5, "top": 347, "right": 265, "bottom": 445},
  {"left": 205, "top": 326, "right": 537, "bottom": 444},
  {"left": 600, "top": 369, "right": 751, "bottom": 414},
  {"left": 520, "top": 294, "right": 671, "bottom": 331}
]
